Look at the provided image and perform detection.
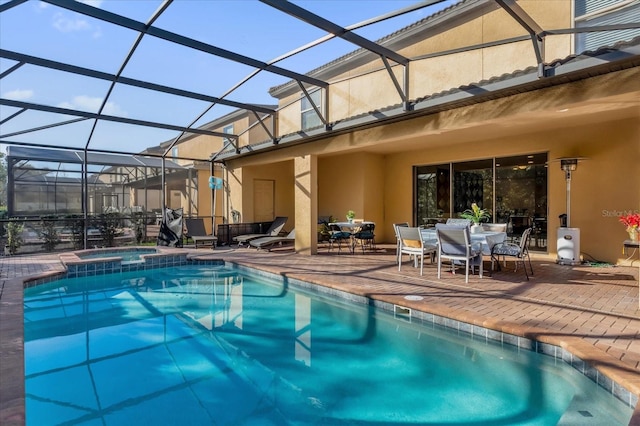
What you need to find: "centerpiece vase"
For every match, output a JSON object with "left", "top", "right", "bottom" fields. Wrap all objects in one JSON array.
[{"left": 628, "top": 227, "right": 639, "bottom": 242}]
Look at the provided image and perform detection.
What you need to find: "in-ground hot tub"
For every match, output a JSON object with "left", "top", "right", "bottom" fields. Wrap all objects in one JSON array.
[{"left": 59, "top": 247, "right": 190, "bottom": 277}]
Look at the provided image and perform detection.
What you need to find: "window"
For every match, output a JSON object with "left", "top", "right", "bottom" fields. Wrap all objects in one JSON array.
[
  {"left": 172, "top": 147, "right": 179, "bottom": 159},
  {"left": 301, "top": 90, "right": 322, "bottom": 130},
  {"left": 414, "top": 153, "right": 548, "bottom": 251},
  {"left": 223, "top": 124, "right": 234, "bottom": 145},
  {"left": 575, "top": 0, "right": 640, "bottom": 53}
]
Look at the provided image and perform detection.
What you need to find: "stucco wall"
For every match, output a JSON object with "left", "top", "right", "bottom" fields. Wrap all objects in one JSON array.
[
  {"left": 228, "top": 160, "right": 295, "bottom": 227},
  {"left": 317, "top": 152, "right": 384, "bottom": 225},
  {"left": 275, "top": 0, "right": 574, "bottom": 135},
  {"left": 383, "top": 116, "right": 639, "bottom": 263}
]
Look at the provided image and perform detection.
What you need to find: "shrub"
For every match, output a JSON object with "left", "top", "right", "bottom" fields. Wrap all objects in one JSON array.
[
  {"left": 65, "top": 215, "right": 85, "bottom": 250},
  {"left": 39, "top": 216, "right": 60, "bottom": 252},
  {"left": 6, "top": 220, "right": 24, "bottom": 255}
]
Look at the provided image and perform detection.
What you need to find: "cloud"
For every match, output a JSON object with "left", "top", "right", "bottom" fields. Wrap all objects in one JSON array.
[
  {"left": 3, "top": 89, "right": 34, "bottom": 101},
  {"left": 52, "top": 12, "right": 91, "bottom": 33},
  {"left": 58, "top": 95, "right": 127, "bottom": 117}
]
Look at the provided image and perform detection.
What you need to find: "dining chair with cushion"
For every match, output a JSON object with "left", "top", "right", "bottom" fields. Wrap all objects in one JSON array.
[
  {"left": 328, "top": 223, "right": 353, "bottom": 254},
  {"left": 353, "top": 223, "right": 376, "bottom": 253},
  {"left": 481, "top": 223, "right": 508, "bottom": 253},
  {"left": 397, "top": 226, "right": 436, "bottom": 276},
  {"left": 435, "top": 224, "right": 483, "bottom": 283},
  {"left": 446, "top": 218, "right": 472, "bottom": 227},
  {"left": 393, "top": 222, "right": 410, "bottom": 264},
  {"left": 481, "top": 223, "right": 507, "bottom": 233},
  {"left": 490, "top": 227, "right": 534, "bottom": 280}
]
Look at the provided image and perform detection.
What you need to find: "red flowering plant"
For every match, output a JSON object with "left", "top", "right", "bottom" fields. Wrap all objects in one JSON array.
[{"left": 619, "top": 213, "right": 640, "bottom": 231}]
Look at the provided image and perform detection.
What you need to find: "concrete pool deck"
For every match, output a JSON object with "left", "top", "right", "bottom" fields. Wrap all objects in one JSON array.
[{"left": 1, "top": 244, "right": 639, "bottom": 425}]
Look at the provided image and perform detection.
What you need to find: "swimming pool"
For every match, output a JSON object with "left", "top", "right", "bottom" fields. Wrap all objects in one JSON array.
[{"left": 23, "top": 264, "right": 633, "bottom": 425}]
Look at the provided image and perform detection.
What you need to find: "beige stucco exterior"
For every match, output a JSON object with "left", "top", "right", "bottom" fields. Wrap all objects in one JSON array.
[
  {"left": 225, "top": 64, "right": 640, "bottom": 262},
  {"left": 171, "top": 0, "right": 639, "bottom": 262}
]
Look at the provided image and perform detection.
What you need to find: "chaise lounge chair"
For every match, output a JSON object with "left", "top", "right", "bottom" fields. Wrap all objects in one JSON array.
[
  {"left": 185, "top": 218, "right": 218, "bottom": 249},
  {"left": 233, "top": 216, "right": 288, "bottom": 246},
  {"left": 249, "top": 229, "right": 295, "bottom": 251}
]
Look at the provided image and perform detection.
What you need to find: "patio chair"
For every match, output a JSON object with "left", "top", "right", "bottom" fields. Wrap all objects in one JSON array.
[
  {"left": 352, "top": 223, "right": 376, "bottom": 253},
  {"left": 435, "top": 224, "right": 483, "bottom": 283},
  {"left": 481, "top": 223, "right": 507, "bottom": 233},
  {"left": 185, "top": 218, "right": 217, "bottom": 249},
  {"left": 490, "top": 227, "right": 534, "bottom": 280},
  {"left": 233, "top": 216, "right": 288, "bottom": 246},
  {"left": 249, "top": 229, "right": 295, "bottom": 251},
  {"left": 446, "top": 218, "right": 472, "bottom": 227},
  {"left": 393, "top": 222, "right": 409, "bottom": 265},
  {"left": 328, "top": 223, "right": 353, "bottom": 254},
  {"left": 398, "top": 226, "right": 436, "bottom": 275}
]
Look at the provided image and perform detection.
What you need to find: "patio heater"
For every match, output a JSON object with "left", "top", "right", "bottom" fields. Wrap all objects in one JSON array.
[{"left": 557, "top": 158, "right": 581, "bottom": 265}]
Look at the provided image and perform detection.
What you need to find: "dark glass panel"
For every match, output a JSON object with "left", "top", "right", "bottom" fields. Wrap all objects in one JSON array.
[
  {"left": 415, "top": 164, "right": 449, "bottom": 227},
  {"left": 452, "top": 160, "right": 493, "bottom": 220}
]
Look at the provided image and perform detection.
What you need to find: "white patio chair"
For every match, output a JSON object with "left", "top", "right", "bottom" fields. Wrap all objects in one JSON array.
[
  {"left": 435, "top": 224, "right": 483, "bottom": 283},
  {"left": 397, "top": 226, "right": 436, "bottom": 276},
  {"left": 392, "top": 222, "right": 409, "bottom": 265}
]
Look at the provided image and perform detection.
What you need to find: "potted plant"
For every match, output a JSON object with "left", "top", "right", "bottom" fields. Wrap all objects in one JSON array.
[
  {"left": 460, "top": 203, "right": 490, "bottom": 233},
  {"left": 346, "top": 210, "right": 356, "bottom": 223},
  {"left": 619, "top": 212, "right": 640, "bottom": 241}
]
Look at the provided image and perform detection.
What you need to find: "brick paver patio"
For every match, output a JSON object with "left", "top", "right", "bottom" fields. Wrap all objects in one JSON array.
[{"left": 1, "top": 245, "right": 639, "bottom": 425}]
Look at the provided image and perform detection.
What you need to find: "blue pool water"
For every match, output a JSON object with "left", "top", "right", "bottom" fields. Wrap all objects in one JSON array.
[
  {"left": 23, "top": 265, "right": 632, "bottom": 425},
  {"left": 78, "top": 248, "right": 157, "bottom": 263}
]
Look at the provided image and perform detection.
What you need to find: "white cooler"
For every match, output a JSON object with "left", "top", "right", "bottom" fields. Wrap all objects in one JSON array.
[{"left": 557, "top": 227, "right": 581, "bottom": 265}]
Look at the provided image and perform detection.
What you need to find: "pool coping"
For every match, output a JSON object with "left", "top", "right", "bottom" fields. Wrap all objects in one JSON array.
[{"left": 2, "top": 254, "right": 639, "bottom": 425}]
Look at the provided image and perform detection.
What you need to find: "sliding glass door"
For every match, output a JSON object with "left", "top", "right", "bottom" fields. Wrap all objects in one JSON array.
[
  {"left": 415, "top": 164, "right": 450, "bottom": 227},
  {"left": 453, "top": 159, "right": 493, "bottom": 220},
  {"left": 414, "top": 153, "right": 548, "bottom": 250},
  {"left": 495, "top": 153, "right": 548, "bottom": 248}
]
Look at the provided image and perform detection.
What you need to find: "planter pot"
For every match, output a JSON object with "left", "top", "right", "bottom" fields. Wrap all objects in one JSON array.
[{"left": 471, "top": 224, "right": 483, "bottom": 234}]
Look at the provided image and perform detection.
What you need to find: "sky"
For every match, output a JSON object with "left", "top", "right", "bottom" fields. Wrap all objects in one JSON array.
[{"left": 0, "top": 0, "right": 457, "bottom": 159}]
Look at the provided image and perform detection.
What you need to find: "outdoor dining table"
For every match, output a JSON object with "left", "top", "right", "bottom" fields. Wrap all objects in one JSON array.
[
  {"left": 419, "top": 228, "right": 507, "bottom": 256},
  {"left": 332, "top": 221, "right": 375, "bottom": 230},
  {"left": 331, "top": 221, "right": 375, "bottom": 254}
]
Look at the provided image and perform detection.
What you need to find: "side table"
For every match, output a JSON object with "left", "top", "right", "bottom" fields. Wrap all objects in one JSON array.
[{"left": 622, "top": 239, "right": 640, "bottom": 266}]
